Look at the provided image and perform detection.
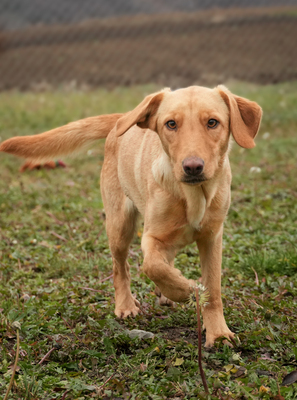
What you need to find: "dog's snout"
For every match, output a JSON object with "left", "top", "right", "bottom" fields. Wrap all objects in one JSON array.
[{"left": 182, "top": 157, "right": 204, "bottom": 176}]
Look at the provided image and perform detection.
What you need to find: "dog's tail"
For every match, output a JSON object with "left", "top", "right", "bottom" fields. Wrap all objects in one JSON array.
[{"left": 0, "top": 113, "right": 123, "bottom": 161}]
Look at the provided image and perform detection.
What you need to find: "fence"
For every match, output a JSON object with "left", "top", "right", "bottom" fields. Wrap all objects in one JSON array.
[{"left": 0, "top": 0, "right": 296, "bottom": 90}]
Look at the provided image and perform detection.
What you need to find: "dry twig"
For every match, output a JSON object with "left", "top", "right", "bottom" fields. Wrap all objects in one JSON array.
[
  {"left": 251, "top": 267, "right": 259, "bottom": 286},
  {"left": 46, "top": 211, "right": 64, "bottom": 225},
  {"left": 58, "top": 314, "right": 80, "bottom": 342},
  {"left": 195, "top": 287, "right": 209, "bottom": 394},
  {"left": 79, "top": 286, "right": 103, "bottom": 293},
  {"left": 38, "top": 347, "right": 57, "bottom": 365},
  {"left": 51, "top": 231, "right": 68, "bottom": 242},
  {"left": 61, "top": 389, "right": 70, "bottom": 399},
  {"left": 98, "top": 372, "right": 117, "bottom": 393},
  {"left": 100, "top": 273, "right": 113, "bottom": 283},
  {"left": 4, "top": 322, "right": 21, "bottom": 400}
]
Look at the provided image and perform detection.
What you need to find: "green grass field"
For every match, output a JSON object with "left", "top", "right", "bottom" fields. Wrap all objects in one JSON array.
[{"left": 0, "top": 82, "right": 297, "bottom": 399}]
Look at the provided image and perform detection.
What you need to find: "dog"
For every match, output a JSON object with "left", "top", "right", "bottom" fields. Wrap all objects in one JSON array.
[{"left": 0, "top": 85, "right": 262, "bottom": 347}]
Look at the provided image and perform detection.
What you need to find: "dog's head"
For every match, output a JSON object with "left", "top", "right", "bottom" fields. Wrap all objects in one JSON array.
[{"left": 116, "top": 85, "right": 262, "bottom": 185}]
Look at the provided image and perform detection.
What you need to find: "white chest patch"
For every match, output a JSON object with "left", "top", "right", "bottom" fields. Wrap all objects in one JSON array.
[
  {"left": 152, "top": 152, "right": 180, "bottom": 197},
  {"left": 182, "top": 185, "right": 206, "bottom": 230}
]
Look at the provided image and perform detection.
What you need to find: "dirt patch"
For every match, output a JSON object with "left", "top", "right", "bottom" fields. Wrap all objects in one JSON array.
[
  {"left": 0, "top": 9, "right": 296, "bottom": 90},
  {"left": 160, "top": 326, "right": 200, "bottom": 345}
]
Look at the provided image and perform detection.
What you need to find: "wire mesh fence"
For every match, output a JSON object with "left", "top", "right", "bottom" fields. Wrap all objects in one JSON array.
[{"left": 0, "top": 0, "right": 296, "bottom": 91}]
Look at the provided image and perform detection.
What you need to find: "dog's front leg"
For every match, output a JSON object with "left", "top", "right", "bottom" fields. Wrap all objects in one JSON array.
[
  {"left": 142, "top": 235, "right": 195, "bottom": 302},
  {"left": 197, "top": 226, "right": 235, "bottom": 347}
]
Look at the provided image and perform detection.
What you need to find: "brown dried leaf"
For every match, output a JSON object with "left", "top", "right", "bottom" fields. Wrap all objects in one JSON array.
[{"left": 233, "top": 366, "right": 247, "bottom": 378}]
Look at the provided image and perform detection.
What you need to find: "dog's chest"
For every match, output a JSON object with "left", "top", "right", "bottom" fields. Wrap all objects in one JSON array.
[
  {"left": 174, "top": 224, "right": 198, "bottom": 249},
  {"left": 182, "top": 185, "right": 207, "bottom": 231},
  {"left": 170, "top": 187, "right": 208, "bottom": 249}
]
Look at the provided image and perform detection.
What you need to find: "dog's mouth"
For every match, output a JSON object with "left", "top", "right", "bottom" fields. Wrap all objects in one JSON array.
[{"left": 181, "top": 174, "right": 207, "bottom": 185}]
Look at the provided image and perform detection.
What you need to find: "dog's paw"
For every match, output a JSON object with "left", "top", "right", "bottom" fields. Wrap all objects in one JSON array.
[
  {"left": 205, "top": 329, "right": 235, "bottom": 348},
  {"left": 115, "top": 298, "right": 140, "bottom": 318},
  {"left": 154, "top": 286, "right": 175, "bottom": 307},
  {"left": 158, "top": 294, "right": 175, "bottom": 307}
]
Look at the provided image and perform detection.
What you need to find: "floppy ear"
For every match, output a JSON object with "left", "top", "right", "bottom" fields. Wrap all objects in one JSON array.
[
  {"left": 116, "top": 89, "right": 169, "bottom": 136},
  {"left": 217, "top": 85, "right": 262, "bottom": 149}
]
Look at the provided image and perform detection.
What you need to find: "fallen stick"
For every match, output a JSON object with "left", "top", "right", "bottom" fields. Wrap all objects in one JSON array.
[
  {"left": 195, "top": 287, "right": 209, "bottom": 394},
  {"left": 4, "top": 322, "right": 21, "bottom": 400}
]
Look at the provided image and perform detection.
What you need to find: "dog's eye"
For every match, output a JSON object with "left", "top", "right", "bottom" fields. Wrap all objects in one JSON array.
[
  {"left": 165, "top": 120, "right": 177, "bottom": 130},
  {"left": 207, "top": 119, "right": 219, "bottom": 129}
]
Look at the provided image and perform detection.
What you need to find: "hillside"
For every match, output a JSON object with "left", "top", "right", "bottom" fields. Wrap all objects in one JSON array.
[
  {"left": 0, "top": 0, "right": 296, "bottom": 30},
  {"left": 0, "top": 8, "right": 296, "bottom": 89}
]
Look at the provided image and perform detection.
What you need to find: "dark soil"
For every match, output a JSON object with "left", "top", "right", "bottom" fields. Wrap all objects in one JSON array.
[
  {"left": 0, "top": 9, "right": 296, "bottom": 90},
  {"left": 159, "top": 326, "right": 199, "bottom": 345}
]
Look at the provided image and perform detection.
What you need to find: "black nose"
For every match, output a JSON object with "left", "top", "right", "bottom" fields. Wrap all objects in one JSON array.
[{"left": 182, "top": 157, "right": 204, "bottom": 176}]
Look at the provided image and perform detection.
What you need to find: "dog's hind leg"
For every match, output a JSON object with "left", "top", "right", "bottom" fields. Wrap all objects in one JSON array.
[
  {"left": 101, "top": 148, "right": 141, "bottom": 318},
  {"left": 104, "top": 194, "right": 140, "bottom": 318}
]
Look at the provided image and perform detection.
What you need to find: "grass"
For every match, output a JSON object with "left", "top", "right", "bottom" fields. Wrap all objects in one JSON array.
[{"left": 0, "top": 81, "right": 297, "bottom": 399}]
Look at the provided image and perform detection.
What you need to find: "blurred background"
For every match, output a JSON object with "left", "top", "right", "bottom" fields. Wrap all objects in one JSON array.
[{"left": 0, "top": 0, "right": 296, "bottom": 91}]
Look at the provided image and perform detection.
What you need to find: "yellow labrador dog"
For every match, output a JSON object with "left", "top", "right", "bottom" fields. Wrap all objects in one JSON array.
[{"left": 0, "top": 85, "right": 262, "bottom": 347}]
